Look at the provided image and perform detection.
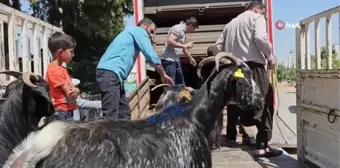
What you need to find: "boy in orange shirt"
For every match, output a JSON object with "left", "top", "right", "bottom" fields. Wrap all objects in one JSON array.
[{"left": 45, "top": 32, "right": 79, "bottom": 120}]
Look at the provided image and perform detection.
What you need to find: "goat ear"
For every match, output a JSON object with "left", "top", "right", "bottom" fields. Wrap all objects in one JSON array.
[
  {"left": 235, "top": 77, "right": 252, "bottom": 87},
  {"left": 178, "top": 89, "right": 192, "bottom": 102},
  {"left": 29, "top": 77, "right": 52, "bottom": 103}
]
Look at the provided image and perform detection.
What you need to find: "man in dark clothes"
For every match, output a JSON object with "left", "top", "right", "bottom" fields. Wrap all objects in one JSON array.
[{"left": 214, "top": 1, "right": 282, "bottom": 157}]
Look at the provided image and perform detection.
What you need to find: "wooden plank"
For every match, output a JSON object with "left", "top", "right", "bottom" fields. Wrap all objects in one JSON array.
[
  {"left": 300, "top": 6, "right": 339, "bottom": 25},
  {"left": 0, "top": 20, "right": 5, "bottom": 82},
  {"left": 155, "top": 43, "right": 214, "bottom": 56},
  {"left": 300, "top": 106, "right": 340, "bottom": 168},
  {"left": 144, "top": 1, "right": 248, "bottom": 14},
  {"left": 156, "top": 24, "right": 225, "bottom": 34},
  {"left": 139, "top": 91, "right": 150, "bottom": 118},
  {"left": 296, "top": 27, "right": 304, "bottom": 71},
  {"left": 32, "top": 23, "right": 41, "bottom": 75},
  {"left": 304, "top": 24, "right": 311, "bottom": 70},
  {"left": 155, "top": 32, "right": 220, "bottom": 45},
  {"left": 42, "top": 27, "right": 49, "bottom": 77},
  {"left": 21, "top": 19, "right": 29, "bottom": 72},
  {"left": 128, "top": 77, "right": 150, "bottom": 119},
  {"left": 131, "top": 105, "right": 140, "bottom": 120},
  {"left": 129, "top": 94, "right": 139, "bottom": 110},
  {"left": 300, "top": 73, "right": 340, "bottom": 112},
  {"left": 7, "top": 12, "right": 17, "bottom": 80},
  {"left": 156, "top": 31, "right": 221, "bottom": 38},
  {"left": 141, "top": 104, "right": 150, "bottom": 118},
  {"left": 135, "top": 78, "right": 150, "bottom": 118},
  {"left": 326, "top": 16, "right": 332, "bottom": 69},
  {"left": 27, "top": 33, "right": 31, "bottom": 72},
  {"left": 314, "top": 19, "right": 321, "bottom": 69}
]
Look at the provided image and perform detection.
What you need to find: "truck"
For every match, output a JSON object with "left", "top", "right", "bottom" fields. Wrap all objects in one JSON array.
[
  {"left": 295, "top": 5, "right": 340, "bottom": 168},
  {"left": 137, "top": 0, "right": 278, "bottom": 138},
  {"left": 141, "top": 0, "right": 276, "bottom": 105}
]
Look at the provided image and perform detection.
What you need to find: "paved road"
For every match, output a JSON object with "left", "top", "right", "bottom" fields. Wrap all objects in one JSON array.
[
  {"left": 271, "top": 84, "right": 297, "bottom": 145},
  {"left": 211, "top": 146, "right": 308, "bottom": 168}
]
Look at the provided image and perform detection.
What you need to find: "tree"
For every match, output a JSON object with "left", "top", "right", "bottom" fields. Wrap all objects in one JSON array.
[
  {"left": 0, "top": 0, "right": 21, "bottom": 10},
  {"left": 29, "top": 0, "right": 133, "bottom": 93},
  {"left": 311, "top": 48, "right": 340, "bottom": 69},
  {"left": 277, "top": 64, "right": 296, "bottom": 82}
]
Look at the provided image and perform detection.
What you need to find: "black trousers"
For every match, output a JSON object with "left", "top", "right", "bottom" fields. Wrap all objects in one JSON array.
[
  {"left": 96, "top": 69, "right": 131, "bottom": 120},
  {"left": 226, "top": 62, "right": 274, "bottom": 149}
]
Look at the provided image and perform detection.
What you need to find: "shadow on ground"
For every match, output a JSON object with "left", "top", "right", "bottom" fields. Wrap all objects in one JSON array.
[
  {"left": 289, "top": 106, "right": 296, "bottom": 114},
  {"left": 212, "top": 143, "right": 309, "bottom": 168}
]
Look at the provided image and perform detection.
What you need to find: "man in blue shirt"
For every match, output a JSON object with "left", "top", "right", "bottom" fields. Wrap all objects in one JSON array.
[{"left": 96, "top": 18, "right": 173, "bottom": 120}]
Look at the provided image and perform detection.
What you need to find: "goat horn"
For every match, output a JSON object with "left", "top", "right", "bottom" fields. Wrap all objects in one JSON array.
[
  {"left": 0, "top": 70, "right": 22, "bottom": 78},
  {"left": 23, "top": 72, "right": 39, "bottom": 88},
  {"left": 196, "top": 56, "right": 214, "bottom": 79},
  {"left": 197, "top": 55, "right": 231, "bottom": 79},
  {"left": 151, "top": 84, "right": 171, "bottom": 91},
  {"left": 215, "top": 52, "right": 241, "bottom": 71}
]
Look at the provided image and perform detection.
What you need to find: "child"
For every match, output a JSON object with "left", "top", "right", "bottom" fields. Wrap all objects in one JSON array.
[{"left": 45, "top": 32, "right": 79, "bottom": 120}]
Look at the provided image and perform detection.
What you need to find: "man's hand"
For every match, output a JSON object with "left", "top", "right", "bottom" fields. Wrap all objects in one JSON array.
[
  {"left": 189, "top": 57, "right": 197, "bottom": 66},
  {"left": 267, "top": 55, "right": 277, "bottom": 69},
  {"left": 161, "top": 74, "right": 174, "bottom": 85},
  {"left": 184, "top": 41, "right": 194, "bottom": 49}
]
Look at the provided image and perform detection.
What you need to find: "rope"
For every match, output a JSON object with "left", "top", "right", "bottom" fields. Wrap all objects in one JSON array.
[{"left": 269, "top": 67, "right": 297, "bottom": 145}]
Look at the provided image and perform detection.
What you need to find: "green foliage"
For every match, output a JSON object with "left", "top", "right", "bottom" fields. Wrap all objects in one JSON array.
[
  {"left": 277, "top": 47, "right": 339, "bottom": 83},
  {"left": 29, "top": 0, "right": 133, "bottom": 93},
  {"left": 277, "top": 64, "right": 296, "bottom": 82},
  {"left": 311, "top": 47, "right": 340, "bottom": 69},
  {"left": 0, "top": 0, "right": 21, "bottom": 10}
]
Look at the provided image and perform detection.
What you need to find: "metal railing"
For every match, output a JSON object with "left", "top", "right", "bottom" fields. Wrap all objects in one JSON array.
[{"left": 296, "top": 6, "right": 340, "bottom": 71}]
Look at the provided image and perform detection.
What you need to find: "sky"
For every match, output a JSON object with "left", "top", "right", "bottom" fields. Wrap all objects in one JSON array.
[
  {"left": 18, "top": 0, "right": 340, "bottom": 63},
  {"left": 272, "top": 0, "right": 339, "bottom": 63}
]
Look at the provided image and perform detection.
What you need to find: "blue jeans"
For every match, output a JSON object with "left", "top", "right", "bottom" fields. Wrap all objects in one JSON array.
[
  {"left": 54, "top": 110, "right": 74, "bottom": 121},
  {"left": 161, "top": 60, "right": 185, "bottom": 85},
  {"left": 55, "top": 99, "right": 102, "bottom": 121},
  {"left": 73, "top": 98, "right": 102, "bottom": 121}
]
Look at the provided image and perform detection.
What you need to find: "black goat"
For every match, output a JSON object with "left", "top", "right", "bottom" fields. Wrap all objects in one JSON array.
[
  {"left": 197, "top": 51, "right": 255, "bottom": 149},
  {"left": 4, "top": 52, "right": 264, "bottom": 168},
  {"left": 0, "top": 71, "right": 55, "bottom": 167},
  {"left": 150, "top": 83, "right": 221, "bottom": 151},
  {"left": 150, "top": 83, "right": 195, "bottom": 113}
]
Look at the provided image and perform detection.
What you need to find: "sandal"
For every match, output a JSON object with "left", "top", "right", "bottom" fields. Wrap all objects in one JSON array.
[
  {"left": 242, "top": 135, "right": 255, "bottom": 147},
  {"left": 226, "top": 138, "right": 237, "bottom": 144},
  {"left": 255, "top": 147, "right": 283, "bottom": 158}
]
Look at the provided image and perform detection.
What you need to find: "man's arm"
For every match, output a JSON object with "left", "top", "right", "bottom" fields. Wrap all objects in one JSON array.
[
  {"left": 214, "top": 24, "right": 227, "bottom": 51},
  {"left": 130, "top": 29, "right": 162, "bottom": 65},
  {"left": 183, "top": 47, "right": 192, "bottom": 58},
  {"left": 130, "top": 28, "right": 173, "bottom": 84},
  {"left": 167, "top": 26, "right": 191, "bottom": 49},
  {"left": 254, "top": 15, "right": 273, "bottom": 58}
]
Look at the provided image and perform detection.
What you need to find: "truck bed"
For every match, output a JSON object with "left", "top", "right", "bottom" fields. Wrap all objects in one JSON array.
[
  {"left": 144, "top": 0, "right": 252, "bottom": 9},
  {"left": 145, "top": 1, "right": 250, "bottom": 57},
  {"left": 154, "top": 24, "right": 225, "bottom": 57}
]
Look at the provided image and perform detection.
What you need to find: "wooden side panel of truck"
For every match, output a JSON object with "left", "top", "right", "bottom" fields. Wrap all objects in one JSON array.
[{"left": 296, "top": 6, "right": 340, "bottom": 168}]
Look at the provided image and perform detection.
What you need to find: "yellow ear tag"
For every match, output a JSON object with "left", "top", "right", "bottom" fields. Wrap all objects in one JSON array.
[{"left": 233, "top": 69, "right": 244, "bottom": 78}]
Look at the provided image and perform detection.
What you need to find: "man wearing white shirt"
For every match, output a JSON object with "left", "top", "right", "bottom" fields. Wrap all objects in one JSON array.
[{"left": 214, "top": 1, "right": 281, "bottom": 157}]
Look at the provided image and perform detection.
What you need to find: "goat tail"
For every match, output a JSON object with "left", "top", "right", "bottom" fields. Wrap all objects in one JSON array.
[{"left": 151, "top": 84, "right": 170, "bottom": 91}]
